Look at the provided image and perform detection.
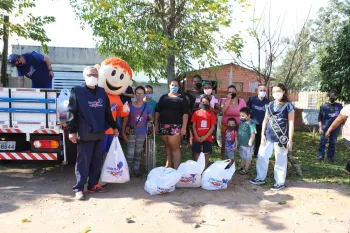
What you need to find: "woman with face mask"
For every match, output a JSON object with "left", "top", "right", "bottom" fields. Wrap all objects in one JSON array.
[
  {"left": 246, "top": 85, "right": 270, "bottom": 157},
  {"left": 154, "top": 80, "right": 190, "bottom": 169},
  {"left": 122, "top": 86, "right": 153, "bottom": 177},
  {"left": 220, "top": 85, "right": 247, "bottom": 159},
  {"left": 250, "top": 83, "right": 295, "bottom": 191},
  {"left": 317, "top": 91, "right": 343, "bottom": 162}
]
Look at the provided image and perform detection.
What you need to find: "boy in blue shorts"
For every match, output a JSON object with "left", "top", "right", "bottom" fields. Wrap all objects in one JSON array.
[{"left": 238, "top": 107, "right": 256, "bottom": 175}]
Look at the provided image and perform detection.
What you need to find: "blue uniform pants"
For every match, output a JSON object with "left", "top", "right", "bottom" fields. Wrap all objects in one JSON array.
[
  {"left": 73, "top": 140, "right": 103, "bottom": 192},
  {"left": 318, "top": 128, "right": 340, "bottom": 160},
  {"left": 31, "top": 79, "right": 52, "bottom": 88}
]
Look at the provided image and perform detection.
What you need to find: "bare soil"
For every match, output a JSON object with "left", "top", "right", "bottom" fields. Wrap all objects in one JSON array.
[{"left": 0, "top": 161, "right": 349, "bottom": 233}]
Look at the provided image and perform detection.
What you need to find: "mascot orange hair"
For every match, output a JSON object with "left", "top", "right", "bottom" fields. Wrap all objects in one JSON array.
[{"left": 95, "top": 57, "right": 133, "bottom": 134}]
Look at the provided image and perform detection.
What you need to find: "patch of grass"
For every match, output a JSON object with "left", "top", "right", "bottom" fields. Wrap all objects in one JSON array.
[{"left": 123, "top": 132, "right": 349, "bottom": 185}]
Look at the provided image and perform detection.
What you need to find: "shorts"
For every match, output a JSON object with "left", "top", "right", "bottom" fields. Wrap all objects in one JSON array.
[
  {"left": 239, "top": 146, "right": 253, "bottom": 160},
  {"left": 103, "top": 134, "right": 114, "bottom": 154},
  {"left": 224, "top": 151, "right": 235, "bottom": 160},
  {"left": 158, "top": 124, "right": 182, "bottom": 136},
  {"left": 192, "top": 141, "right": 212, "bottom": 154}
]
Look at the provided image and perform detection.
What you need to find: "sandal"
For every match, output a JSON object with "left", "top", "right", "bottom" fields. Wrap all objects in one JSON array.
[
  {"left": 237, "top": 167, "right": 244, "bottom": 172},
  {"left": 239, "top": 169, "right": 248, "bottom": 175}
]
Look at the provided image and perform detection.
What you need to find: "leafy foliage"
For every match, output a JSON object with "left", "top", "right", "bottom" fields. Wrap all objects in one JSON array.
[
  {"left": 320, "top": 20, "right": 350, "bottom": 103},
  {"left": 70, "top": 0, "right": 247, "bottom": 82},
  {"left": 0, "top": 0, "right": 55, "bottom": 53}
]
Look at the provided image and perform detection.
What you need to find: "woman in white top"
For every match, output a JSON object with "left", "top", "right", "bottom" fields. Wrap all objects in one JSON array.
[
  {"left": 193, "top": 82, "right": 220, "bottom": 114},
  {"left": 326, "top": 104, "right": 350, "bottom": 174}
]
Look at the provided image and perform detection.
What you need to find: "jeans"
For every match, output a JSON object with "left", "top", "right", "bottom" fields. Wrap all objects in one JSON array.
[
  {"left": 254, "top": 124, "right": 262, "bottom": 156},
  {"left": 343, "top": 139, "right": 350, "bottom": 172},
  {"left": 318, "top": 129, "right": 340, "bottom": 160}
]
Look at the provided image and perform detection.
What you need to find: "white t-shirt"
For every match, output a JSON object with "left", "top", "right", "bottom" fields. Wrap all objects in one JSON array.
[
  {"left": 340, "top": 105, "right": 350, "bottom": 140},
  {"left": 195, "top": 95, "right": 218, "bottom": 109}
]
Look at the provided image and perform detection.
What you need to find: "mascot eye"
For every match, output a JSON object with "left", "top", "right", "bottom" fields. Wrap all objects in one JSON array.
[
  {"left": 120, "top": 73, "right": 124, "bottom": 80},
  {"left": 111, "top": 70, "right": 116, "bottom": 76}
]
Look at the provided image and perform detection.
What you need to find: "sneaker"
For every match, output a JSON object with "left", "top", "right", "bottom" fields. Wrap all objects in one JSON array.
[
  {"left": 317, "top": 156, "right": 324, "bottom": 162},
  {"left": 134, "top": 169, "right": 141, "bottom": 178},
  {"left": 75, "top": 191, "right": 84, "bottom": 200},
  {"left": 99, "top": 182, "right": 107, "bottom": 187},
  {"left": 327, "top": 158, "right": 334, "bottom": 163},
  {"left": 250, "top": 178, "right": 265, "bottom": 185},
  {"left": 87, "top": 184, "right": 106, "bottom": 193},
  {"left": 270, "top": 184, "right": 286, "bottom": 191}
]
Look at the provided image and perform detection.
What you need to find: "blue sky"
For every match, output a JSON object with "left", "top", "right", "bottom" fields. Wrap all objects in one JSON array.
[{"left": 6, "top": 0, "right": 329, "bottom": 81}]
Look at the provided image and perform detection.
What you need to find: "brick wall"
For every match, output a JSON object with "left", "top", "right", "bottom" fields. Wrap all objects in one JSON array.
[{"left": 186, "top": 63, "right": 260, "bottom": 93}]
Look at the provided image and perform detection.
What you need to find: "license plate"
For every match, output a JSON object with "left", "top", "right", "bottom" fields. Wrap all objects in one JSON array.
[{"left": 0, "top": 141, "right": 16, "bottom": 151}]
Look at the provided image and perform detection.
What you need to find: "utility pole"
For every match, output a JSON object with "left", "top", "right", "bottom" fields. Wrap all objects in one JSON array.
[{"left": 1, "top": 15, "right": 9, "bottom": 87}]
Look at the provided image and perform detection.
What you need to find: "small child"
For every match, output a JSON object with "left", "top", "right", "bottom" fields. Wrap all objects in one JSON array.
[
  {"left": 237, "top": 107, "right": 257, "bottom": 175},
  {"left": 191, "top": 96, "right": 217, "bottom": 168},
  {"left": 224, "top": 118, "right": 238, "bottom": 163}
]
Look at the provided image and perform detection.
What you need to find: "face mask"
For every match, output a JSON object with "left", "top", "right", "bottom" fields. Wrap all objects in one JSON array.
[
  {"left": 146, "top": 94, "right": 153, "bottom": 99},
  {"left": 227, "top": 126, "right": 235, "bottom": 131},
  {"left": 329, "top": 98, "right": 336, "bottom": 103},
  {"left": 170, "top": 86, "right": 179, "bottom": 93},
  {"left": 199, "top": 103, "right": 210, "bottom": 110},
  {"left": 240, "top": 117, "right": 247, "bottom": 122},
  {"left": 272, "top": 92, "right": 283, "bottom": 100},
  {"left": 195, "top": 82, "right": 202, "bottom": 90},
  {"left": 258, "top": 91, "right": 266, "bottom": 98},
  {"left": 85, "top": 76, "right": 98, "bottom": 86},
  {"left": 204, "top": 89, "right": 212, "bottom": 95},
  {"left": 231, "top": 93, "right": 237, "bottom": 99}
]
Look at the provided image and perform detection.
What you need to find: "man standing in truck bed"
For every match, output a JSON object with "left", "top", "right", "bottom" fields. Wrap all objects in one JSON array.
[{"left": 8, "top": 51, "right": 54, "bottom": 88}]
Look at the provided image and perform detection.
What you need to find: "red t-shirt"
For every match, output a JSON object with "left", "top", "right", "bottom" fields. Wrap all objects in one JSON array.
[{"left": 191, "top": 109, "right": 217, "bottom": 142}]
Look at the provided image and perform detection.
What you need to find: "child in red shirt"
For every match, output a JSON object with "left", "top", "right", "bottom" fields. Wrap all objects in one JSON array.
[{"left": 191, "top": 96, "right": 217, "bottom": 168}]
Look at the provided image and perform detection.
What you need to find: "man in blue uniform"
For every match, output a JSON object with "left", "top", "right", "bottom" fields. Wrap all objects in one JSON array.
[
  {"left": 247, "top": 85, "right": 270, "bottom": 156},
  {"left": 67, "top": 66, "right": 119, "bottom": 200},
  {"left": 8, "top": 52, "right": 54, "bottom": 88},
  {"left": 317, "top": 91, "right": 343, "bottom": 162}
]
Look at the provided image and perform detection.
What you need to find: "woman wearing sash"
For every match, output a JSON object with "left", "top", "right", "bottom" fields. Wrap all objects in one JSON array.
[{"left": 250, "top": 83, "right": 295, "bottom": 191}]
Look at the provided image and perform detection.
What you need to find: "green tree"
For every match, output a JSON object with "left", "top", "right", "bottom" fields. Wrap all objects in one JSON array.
[
  {"left": 1, "top": 0, "right": 55, "bottom": 53},
  {"left": 1, "top": 0, "right": 55, "bottom": 86},
  {"left": 70, "top": 0, "right": 246, "bottom": 83},
  {"left": 320, "top": 20, "right": 350, "bottom": 103}
]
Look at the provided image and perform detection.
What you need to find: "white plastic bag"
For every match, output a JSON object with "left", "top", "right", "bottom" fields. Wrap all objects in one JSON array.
[
  {"left": 201, "top": 160, "right": 235, "bottom": 191},
  {"left": 101, "top": 138, "right": 130, "bottom": 183},
  {"left": 57, "top": 89, "right": 70, "bottom": 119},
  {"left": 176, "top": 152, "right": 205, "bottom": 188},
  {"left": 144, "top": 167, "right": 181, "bottom": 195}
]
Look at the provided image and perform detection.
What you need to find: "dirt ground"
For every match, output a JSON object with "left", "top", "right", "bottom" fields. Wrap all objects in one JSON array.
[{"left": 0, "top": 161, "right": 349, "bottom": 233}]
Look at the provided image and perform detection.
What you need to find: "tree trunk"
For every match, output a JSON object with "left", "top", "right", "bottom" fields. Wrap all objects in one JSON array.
[
  {"left": 166, "top": 54, "right": 175, "bottom": 84},
  {"left": 288, "top": 150, "right": 303, "bottom": 177},
  {"left": 1, "top": 15, "right": 9, "bottom": 87}
]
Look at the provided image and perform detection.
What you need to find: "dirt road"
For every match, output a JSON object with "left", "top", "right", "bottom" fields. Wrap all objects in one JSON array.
[{"left": 0, "top": 161, "right": 349, "bottom": 233}]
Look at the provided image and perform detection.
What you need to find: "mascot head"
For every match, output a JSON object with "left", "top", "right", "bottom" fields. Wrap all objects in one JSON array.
[{"left": 96, "top": 57, "right": 133, "bottom": 95}]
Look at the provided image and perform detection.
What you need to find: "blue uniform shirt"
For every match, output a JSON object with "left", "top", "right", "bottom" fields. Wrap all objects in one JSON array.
[
  {"left": 247, "top": 96, "right": 270, "bottom": 125},
  {"left": 318, "top": 103, "right": 343, "bottom": 131},
  {"left": 16, "top": 51, "right": 52, "bottom": 88},
  {"left": 265, "top": 102, "right": 294, "bottom": 143}
]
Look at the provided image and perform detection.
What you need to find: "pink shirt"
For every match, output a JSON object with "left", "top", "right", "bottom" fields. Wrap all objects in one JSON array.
[
  {"left": 221, "top": 98, "right": 247, "bottom": 125},
  {"left": 341, "top": 105, "right": 350, "bottom": 140}
]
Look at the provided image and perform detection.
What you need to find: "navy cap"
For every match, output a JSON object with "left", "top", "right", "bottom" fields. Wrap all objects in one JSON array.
[{"left": 8, "top": 54, "right": 21, "bottom": 67}]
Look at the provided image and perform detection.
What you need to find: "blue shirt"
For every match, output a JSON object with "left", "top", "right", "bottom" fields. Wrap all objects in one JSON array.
[
  {"left": 247, "top": 96, "right": 270, "bottom": 125},
  {"left": 127, "top": 103, "right": 152, "bottom": 135},
  {"left": 265, "top": 102, "right": 294, "bottom": 143},
  {"left": 318, "top": 103, "right": 343, "bottom": 131},
  {"left": 145, "top": 99, "right": 157, "bottom": 118},
  {"left": 17, "top": 51, "right": 52, "bottom": 88}
]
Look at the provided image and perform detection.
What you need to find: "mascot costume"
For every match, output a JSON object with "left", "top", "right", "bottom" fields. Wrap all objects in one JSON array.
[{"left": 95, "top": 57, "right": 133, "bottom": 152}]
